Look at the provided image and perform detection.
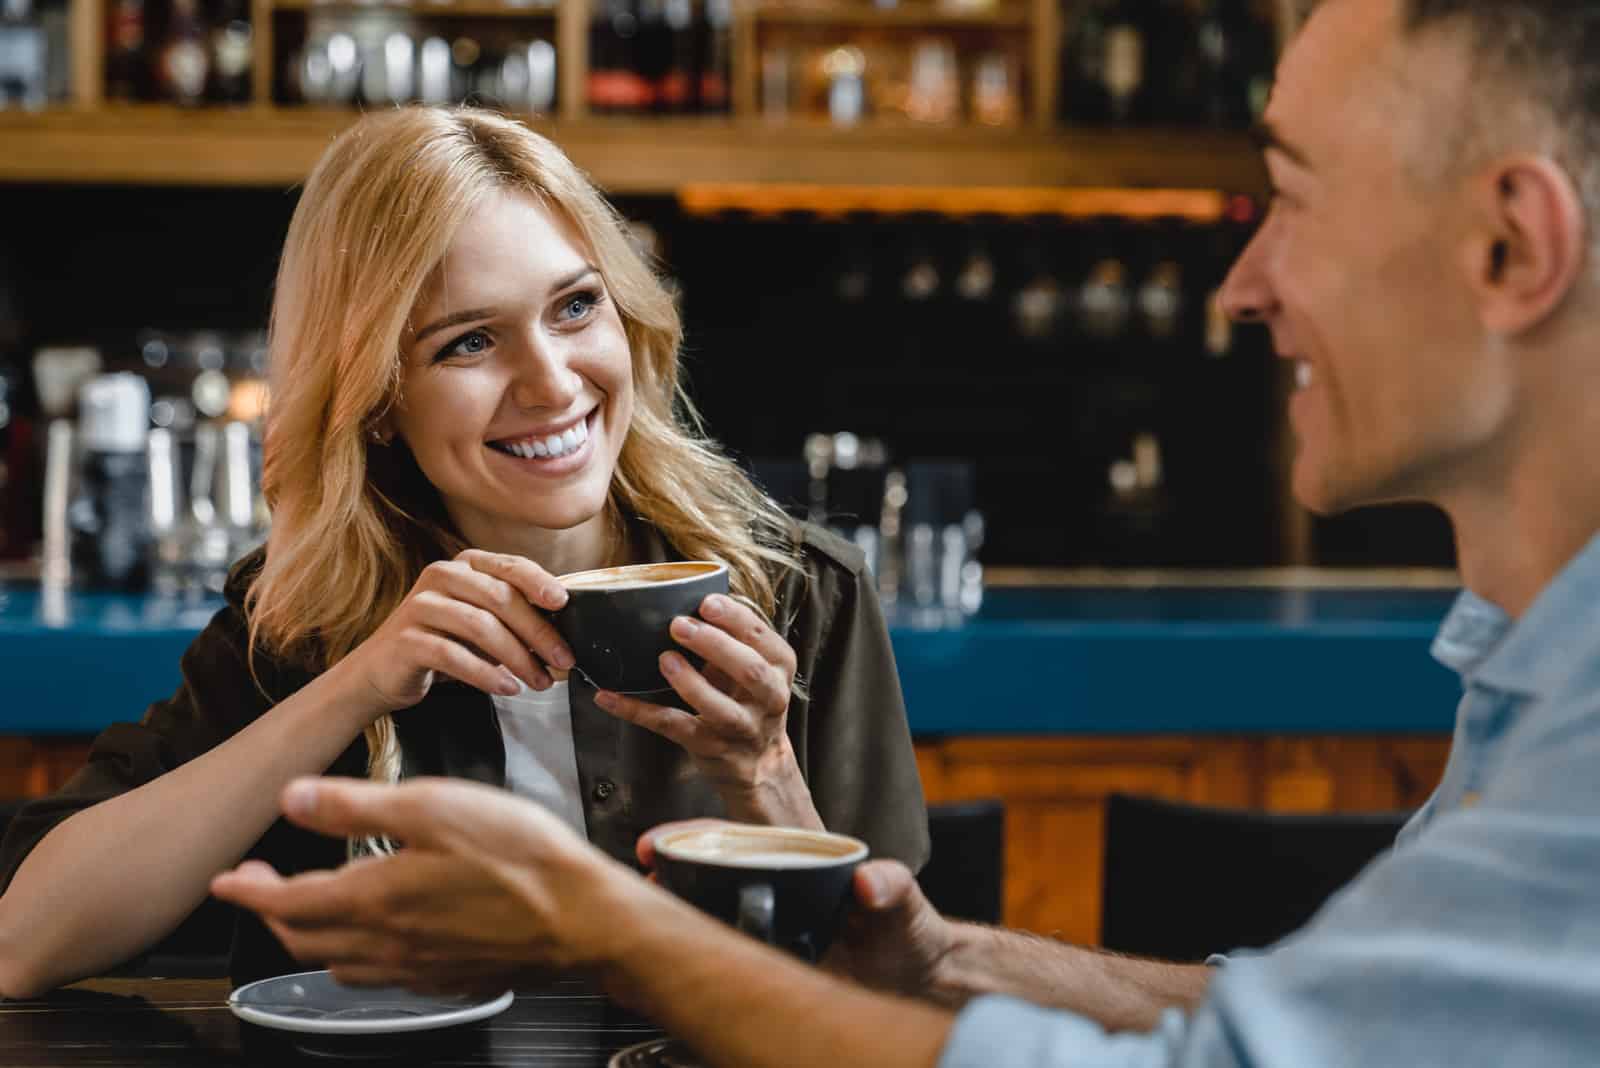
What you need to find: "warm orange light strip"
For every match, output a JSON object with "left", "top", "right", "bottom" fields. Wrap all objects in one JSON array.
[{"left": 677, "top": 184, "right": 1229, "bottom": 222}]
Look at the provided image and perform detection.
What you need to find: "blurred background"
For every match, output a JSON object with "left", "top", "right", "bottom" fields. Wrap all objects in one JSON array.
[
  {"left": 0, "top": 0, "right": 1465, "bottom": 947},
  {"left": 0, "top": 0, "right": 1455, "bottom": 592}
]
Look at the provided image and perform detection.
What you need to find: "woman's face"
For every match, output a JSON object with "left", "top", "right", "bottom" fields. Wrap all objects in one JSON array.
[{"left": 392, "top": 188, "right": 635, "bottom": 551}]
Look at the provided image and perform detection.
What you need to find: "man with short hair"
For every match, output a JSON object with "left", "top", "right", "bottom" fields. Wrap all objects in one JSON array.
[{"left": 214, "top": 0, "right": 1600, "bottom": 1063}]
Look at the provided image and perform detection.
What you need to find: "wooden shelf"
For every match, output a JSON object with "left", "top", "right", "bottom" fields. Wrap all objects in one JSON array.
[
  {"left": 750, "top": 2, "right": 1029, "bottom": 28},
  {"left": 272, "top": 0, "right": 558, "bottom": 15},
  {"left": 0, "top": 108, "right": 1267, "bottom": 193}
]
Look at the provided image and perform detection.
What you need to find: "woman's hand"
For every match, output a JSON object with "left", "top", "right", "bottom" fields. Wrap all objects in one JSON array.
[
  {"left": 593, "top": 594, "right": 821, "bottom": 828},
  {"left": 341, "top": 549, "right": 575, "bottom": 718}
]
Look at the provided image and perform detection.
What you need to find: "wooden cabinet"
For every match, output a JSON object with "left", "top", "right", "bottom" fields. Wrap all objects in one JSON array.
[
  {"left": 916, "top": 734, "right": 1450, "bottom": 945},
  {"left": 0, "top": 738, "right": 94, "bottom": 799}
]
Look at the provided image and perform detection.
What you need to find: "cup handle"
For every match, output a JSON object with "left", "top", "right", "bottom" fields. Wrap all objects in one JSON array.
[{"left": 736, "top": 884, "right": 775, "bottom": 944}]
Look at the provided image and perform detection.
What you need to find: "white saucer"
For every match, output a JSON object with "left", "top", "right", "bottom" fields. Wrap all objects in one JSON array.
[
  {"left": 610, "top": 1036, "right": 705, "bottom": 1067},
  {"left": 228, "top": 969, "right": 514, "bottom": 1036}
]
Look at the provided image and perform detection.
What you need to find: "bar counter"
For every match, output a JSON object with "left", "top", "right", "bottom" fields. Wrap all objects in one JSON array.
[{"left": 0, "top": 581, "right": 1462, "bottom": 736}]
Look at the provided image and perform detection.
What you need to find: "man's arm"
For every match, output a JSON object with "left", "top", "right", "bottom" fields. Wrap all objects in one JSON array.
[
  {"left": 212, "top": 779, "right": 957, "bottom": 1068},
  {"left": 824, "top": 859, "right": 1210, "bottom": 1032},
  {"left": 929, "top": 923, "right": 1212, "bottom": 1031},
  {"left": 601, "top": 885, "right": 956, "bottom": 1068}
]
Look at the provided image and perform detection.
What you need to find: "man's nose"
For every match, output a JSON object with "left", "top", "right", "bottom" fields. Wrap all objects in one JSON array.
[{"left": 1217, "top": 225, "right": 1277, "bottom": 325}]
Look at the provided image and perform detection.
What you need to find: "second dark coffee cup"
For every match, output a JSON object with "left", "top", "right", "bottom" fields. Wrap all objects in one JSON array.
[
  {"left": 552, "top": 560, "right": 730, "bottom": 695},
  {"left": 653, "top": 824, "right": 868, "bottom": 963}
]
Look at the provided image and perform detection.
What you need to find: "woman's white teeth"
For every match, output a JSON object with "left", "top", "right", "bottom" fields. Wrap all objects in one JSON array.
[
  {"left": 1295, "top": 361, "right": 1314, "bottom": 390},
  {"left": 499, "top": 417, "right": 589, "bottom": 460}
]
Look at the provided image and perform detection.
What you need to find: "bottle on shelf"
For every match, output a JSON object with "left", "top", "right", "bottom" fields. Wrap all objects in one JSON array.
[
  {"left": 1144, "top": 0, "right": 1198, "bottom": 123},
  {"left": 658, "top": 0, "right": 695, "bottom": 112},
  {"left": 633, "top": 0, "right": 670, "bottom": 112},
  {"left": 1193, "top": 0, "right": 1275, "bottom": 128},
  {"left": 206, "top": 0, "right": 252, "bottom": 104},
  {"left": 0, "top": 0, "right": 48, "bottom": 109},
  {"left": 1136, "top": 259, "right": 1184, "bottom": 344},
  {"left": 1078, "top": 256, "right": 1133, "bottom": 344},
  {"left": 103, "top": 0, "right": 148, "bottom": 100},
  {"left": 698, "top": 0, "right": 731, "bottom": 113},
  {"left": 157, "top": 0, "right": 211, "bottom": 107},
  {"left": 588, "top": 0, "right": 650, "bottom": 114},
  {"left": 449, "top": 35, "right": 482, "bottom": 103},
  {"left": 69, "top": 373, "right": 152, "bottom": 591},
  {"left": 1057, "top": 0, "right": 1110, "bottom": 123}
]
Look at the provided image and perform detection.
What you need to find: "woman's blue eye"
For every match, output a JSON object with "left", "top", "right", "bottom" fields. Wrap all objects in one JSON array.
[
  {"left": 561, "top": 291, "right": 599, "bottom": 321},
  {"left": 434, "top": 329, "right": 490, "bottom": 363}
]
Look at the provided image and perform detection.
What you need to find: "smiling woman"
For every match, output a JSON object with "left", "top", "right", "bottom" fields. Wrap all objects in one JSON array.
[{"left": 0, "top": 108, "right": 928, "bottom": 999}]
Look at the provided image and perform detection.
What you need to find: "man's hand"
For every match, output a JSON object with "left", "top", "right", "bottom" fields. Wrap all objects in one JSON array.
[
  {"left": 824, "top": 860, "right": 960, "bottom": 1002},
  {"left": 212, "top": 777, "right": 644, "bottom": 993},
  {"left": 638, "top": 822, "right": 958, "bottom": 1003}
]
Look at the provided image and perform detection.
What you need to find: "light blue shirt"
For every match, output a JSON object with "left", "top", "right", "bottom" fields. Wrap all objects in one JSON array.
[{"left": 940, "top": 531, "right": 1600, "bottom": 1068}]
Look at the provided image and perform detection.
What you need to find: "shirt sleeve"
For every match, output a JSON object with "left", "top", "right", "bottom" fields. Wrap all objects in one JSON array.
[
  {"left": 779, "top": 523, "right": 931, "bottom": 871},
  {"left": 940, "top": 997, "right": 1193, "bottom": 1068}
]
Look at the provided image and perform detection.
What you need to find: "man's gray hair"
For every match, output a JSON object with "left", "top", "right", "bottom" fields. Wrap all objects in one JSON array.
[{"left": 1292, "top": 0, "right": 1599, "bottom": 259}]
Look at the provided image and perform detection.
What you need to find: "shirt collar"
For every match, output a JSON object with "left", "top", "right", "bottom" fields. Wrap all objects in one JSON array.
[{"left": 1433, "top": 530, "right": 1600, "bottom": 696}]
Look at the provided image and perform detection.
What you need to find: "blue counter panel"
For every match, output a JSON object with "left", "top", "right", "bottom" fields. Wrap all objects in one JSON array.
[{"left": 0, "top": 583, "right": 1462, "bottom": 737}]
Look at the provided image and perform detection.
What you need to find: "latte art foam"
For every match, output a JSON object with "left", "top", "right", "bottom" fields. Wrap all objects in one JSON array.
[
  {"left": 560, "top": 561, "right": 724, "bottom": 591},
  {"left": 659, "top": 828, "right": 866, "bottom": 869}
]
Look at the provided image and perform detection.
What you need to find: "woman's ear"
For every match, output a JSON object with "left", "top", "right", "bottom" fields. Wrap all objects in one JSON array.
[{"left": 1467, "top": 156, "right": 1587, "bottom": 336}]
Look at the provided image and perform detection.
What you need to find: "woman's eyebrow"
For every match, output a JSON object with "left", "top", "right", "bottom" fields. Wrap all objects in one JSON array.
[{"left": 412, "top": 307, "right": 495, "bottom": 345}]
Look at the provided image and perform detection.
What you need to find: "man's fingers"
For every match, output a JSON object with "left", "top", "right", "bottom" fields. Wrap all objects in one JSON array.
[
  {"left": 277, "top": 777, "right": 452, "bottom": 850},
  {"left": 210, "top": 860, "right": 288, "bottom": 907},
  {"left": 852, "top": 859, "right": 920, "bottom": 911}
]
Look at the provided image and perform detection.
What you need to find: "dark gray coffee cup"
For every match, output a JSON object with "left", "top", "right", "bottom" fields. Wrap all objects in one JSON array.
[
  {"left": 653, "top": 824, "right": 868, "bottom": 963},
  {"left": 552, "top": 561, "right": 729, "bottom": 695}
]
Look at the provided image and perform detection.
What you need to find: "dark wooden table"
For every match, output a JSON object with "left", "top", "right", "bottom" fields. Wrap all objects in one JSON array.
[{"left": 0, "top": 976, "right": 666, "bottom": 1065}]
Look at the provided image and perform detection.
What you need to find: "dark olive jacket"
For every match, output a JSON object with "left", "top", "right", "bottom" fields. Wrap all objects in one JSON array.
[{"left": 0, "top": 520, "right": 928, "bottom": 985}]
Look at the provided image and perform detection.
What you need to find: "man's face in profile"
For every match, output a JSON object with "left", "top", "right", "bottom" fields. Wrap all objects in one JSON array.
[{"left": 1220, "top": 0, "right": 1503, "bottom": 517}]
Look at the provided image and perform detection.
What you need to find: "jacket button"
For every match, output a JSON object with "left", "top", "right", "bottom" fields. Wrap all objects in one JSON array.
[{"left": 593, "top": 779, "right": 615, "bottom": 801}]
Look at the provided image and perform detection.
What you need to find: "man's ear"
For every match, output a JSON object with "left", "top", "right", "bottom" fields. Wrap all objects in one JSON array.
[{"left": 1465, "top": 156, "right": 1587, "bottom": 336}]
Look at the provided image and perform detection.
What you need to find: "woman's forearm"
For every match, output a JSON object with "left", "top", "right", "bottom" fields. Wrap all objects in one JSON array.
[
  {"left": 717, "top": 737, "right": 824, "bottom": 830},
  {"left": 0, "top": 659, "right": 379, "bottom": 998}
]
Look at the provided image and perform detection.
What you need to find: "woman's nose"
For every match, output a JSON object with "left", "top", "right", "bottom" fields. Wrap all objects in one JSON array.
[{"left": 509, "top": 338, "right": 582, "bottom": 410}]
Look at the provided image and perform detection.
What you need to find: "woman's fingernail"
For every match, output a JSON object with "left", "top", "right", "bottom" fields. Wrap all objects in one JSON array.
[
  {"left": 660, "top": 652, "right": 684, "bottom": 675},
  {"left": 548, "top": 584, "right": 569, "bottom": 608},
  {"left": 283, "top": 780, "right": 317, "bottom": 819},
  {"left": 594, "top": 691, "right": 616, "bottom": 709},
  {"left": 672, "top": 616, "right": 699, "bottom": 638},
  {"left": 498, "top": 669, "right": 522, "bottom": 696},
  {"left": 555, "top": 647, "right": 576, "bottom": 670},
  {"left": 701, "top": 595, "right": 725, "bottom": 619}
]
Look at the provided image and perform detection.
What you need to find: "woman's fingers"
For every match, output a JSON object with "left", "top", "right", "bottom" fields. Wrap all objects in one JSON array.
[
  {"left": 669, "top": 612, "right": 790, "bottom": 712},
  {"left": 657, "top": 654, "right": 763, "bottom": 737},
  {"left": 594, "top": 689, "right": 713, "bottom": 751},
  {"left": 409, "top": 625, "right": 525, "bottom": 697},
  {"left": 458, "top": 550, "right": 570, "bottom": 614},
  {"left": 412, "top": 591, "right": 549, "bottom": 692},
  {"left": 696, "top": 594, "right": 798, "bottom": 681},
  {"left": 428, "top": 560, "right": 575, "bottom": 675}
]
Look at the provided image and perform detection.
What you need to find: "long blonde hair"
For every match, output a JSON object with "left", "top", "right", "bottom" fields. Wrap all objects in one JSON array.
[{"left": 248, "top": 107, "right": 798, "bottom": 786}]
